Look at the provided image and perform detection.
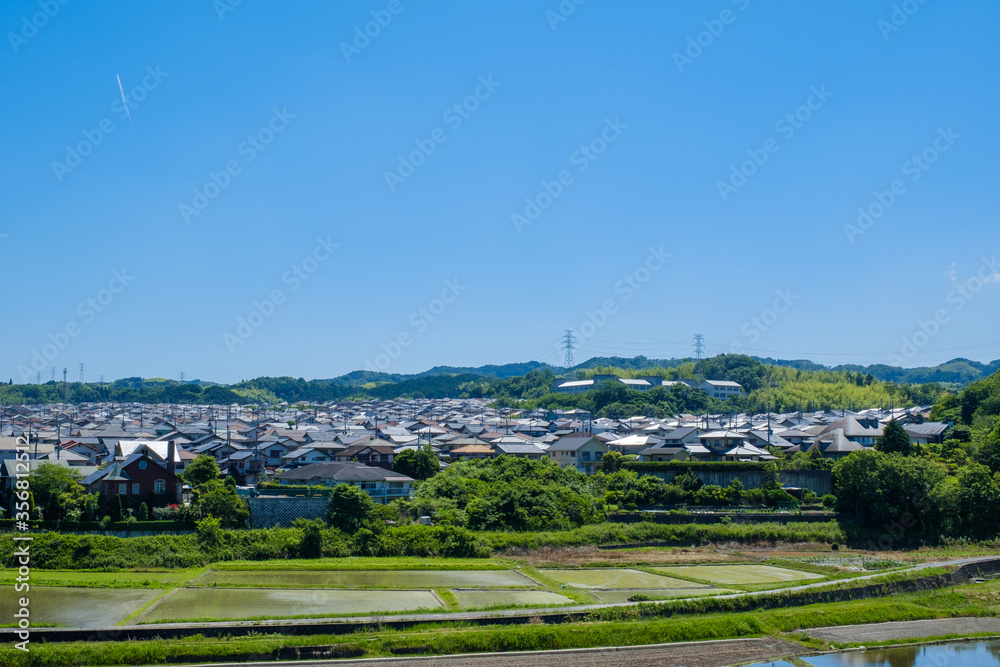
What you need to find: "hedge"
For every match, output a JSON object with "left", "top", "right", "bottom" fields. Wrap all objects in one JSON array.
[{"left": 623, "top": 461, "right": 767, "bottom": 472}]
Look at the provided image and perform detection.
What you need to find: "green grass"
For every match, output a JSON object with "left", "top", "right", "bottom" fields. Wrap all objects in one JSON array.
[
  {"left": 652, "top": 565, "right": 826, "bottom": 586},
  {"left": 210, "top": 556, "right": 513, "bottom": 571},
  {"left": 194, "top": 569, "right": 537, "bottom": 589},
  {"left": 0, "top": 569, "right": 201, "bottom": 589},
  {"left": 591, "top": 588, "right": 733, "bottom": 603}
]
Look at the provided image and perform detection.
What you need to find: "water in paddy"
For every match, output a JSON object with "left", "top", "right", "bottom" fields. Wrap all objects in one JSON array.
[
  {"left": 745, "top": 640, "right": 1000, "bottom": 666},
  {"left": 0, "top": 587, "right": 160, "bottom": 628},
  {"left": 197, "top": 569, "right": 535, "bottom": 588}
]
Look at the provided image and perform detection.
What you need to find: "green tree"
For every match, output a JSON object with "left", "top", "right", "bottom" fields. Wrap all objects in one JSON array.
[
  {"left": 110, "top": 495, "right": 123, "bottom": 522},
  {"left": 976, "top": 422, "right": 1000, "bottom": 473},
  {"left": 136, "top": 502, "right": 149, "bottom": 521},
  {"left": 761, "top": 462, "right": 780, "bottom": 490},
  {"left": 876, "top": 419, "right": 912, "bottom": 456},
  {"left": 294, "top": 518, "right": 325, "bottom": 558},
  {"left": 602, "top": 451, "right": 624, "bottom": 473},
  {"left": 184, "top": 455, "right": 221, "bottom": 487},
  {"left": 392, "top": 444, "right": 440, "bottom": 480},
  {"left": 327, "top": 484, "right": 376, "bottom": 533},
  {"left": 29, "top": 463, "right": 83, "bottom": 509},
  {"left": 198, "top": 483, "right": 249, "bottom": 527},
  {"left": 955, "top": 463, "right": 1000, "bottom": 539}
]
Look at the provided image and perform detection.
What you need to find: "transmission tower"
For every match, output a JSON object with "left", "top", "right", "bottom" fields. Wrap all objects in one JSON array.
[
  {"left": 561, "top": 330, "right": 577, "bottom": 368},
  {"left": 79, "top": 363, "right": 85, "bottom": 383},
  {"left": 50, "top": 367, "right": 56, "bottom": 382},
  {"left": 692, "top": 334, "right": 705, "bottom": 361},
  {"left": 179, "top": 371, "right": 186, "bottom": 382},
  {"left": 35, "top": 372, "right": 41, "bottom": 384},
  {"left": 99, "top": 375, "right": 105, "bottom": 384}
]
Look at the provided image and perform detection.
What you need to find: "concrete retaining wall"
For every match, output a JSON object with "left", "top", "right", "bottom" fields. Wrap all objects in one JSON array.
[{"left": 248, "top": 496, "right": 327, "bottom": 528}]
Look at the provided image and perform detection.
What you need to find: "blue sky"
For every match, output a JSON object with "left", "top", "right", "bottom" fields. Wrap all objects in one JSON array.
[{"left": 2, "top": 0, "right": 998, "bottom": 384}]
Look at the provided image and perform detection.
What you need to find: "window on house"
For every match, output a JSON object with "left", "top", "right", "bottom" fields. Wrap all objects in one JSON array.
[
  {"left": 119, "top": 483, "right": 127, "bottom": 494},
  {"left": 154, "top": 480, "right": 165, "bottom": 494},
  {"left": 570, "top": 451, "right": 576, "bottom": 457},
  {"left": 132, "top": 483, "right": 140, "bottom": 495},
  {"left": 581, "top": 451, "right": 590, "bottom": 461}
]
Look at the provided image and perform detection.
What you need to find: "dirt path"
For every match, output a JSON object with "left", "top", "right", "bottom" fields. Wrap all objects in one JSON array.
[
  {"left": 809, "top": 617, "right": 1000, "bottom": 643},
  {"left": 186, "top": 637, "right": 802, "bottom": 667}
]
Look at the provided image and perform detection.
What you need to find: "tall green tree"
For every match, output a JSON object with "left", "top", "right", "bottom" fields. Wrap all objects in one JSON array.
[
  {"left": 326, "top": 484, "right": 376, "bottom": 533},
  {"left": 392, "top": 444, "right": 440, "bottom": 480},
  {"left": 876, "top": 419, "right": 912, "bottom": 456},
  {"left": 184, "top": 455, "right": 221, "bottom": 487},
  {"left": 976, "top": 421, "right": 1000, "bottom": 473}
]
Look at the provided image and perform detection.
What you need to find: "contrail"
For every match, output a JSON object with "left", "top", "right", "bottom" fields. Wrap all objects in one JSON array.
[{"left": 116, "top": 74, "right": 132, "bottom": 127}]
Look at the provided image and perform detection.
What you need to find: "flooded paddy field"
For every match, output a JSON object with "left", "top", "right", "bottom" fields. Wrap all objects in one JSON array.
[
  {"left": 194, "top": 569, "right": 536, "bottom": 589},
  {"left": 653, "top": 564, "right": 825, "bottom": 585},
  {"left": 0, "top": 587, "right": 160, "bottom": 628},
  {"left": 137, "top": 587, "right": 444, "bottom": 623}
]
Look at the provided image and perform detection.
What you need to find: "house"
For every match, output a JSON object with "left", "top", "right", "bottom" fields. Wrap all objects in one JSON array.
[
  {"left": 450, "top": 444, "right": 495, "bottom": 460},
  {"left": 81, "top": 453, "right": 183, "bottom": 504},
  {"left": 607, "top": 434, "right": 664, "bottom": 455},
  {"left": 699, "top": 380, "right": 744, "bottom": 400},
  {"left": 274, "top": 462, "right": 414, "bottom": 504},
  {"left": 493, "top": 443, "right": 545, "bottom": 460},
  {"left": 547, "top": 433, "right": 609, "bottom": 474},
  {"left": 659, "top": 427, "right": 703, "bottom": 446},
  {"left": 335, "top": 441, "right": 397, "bottom": 469},
  {"left": 904, "top": 422, "right": 950, "bottom": 445},
  {"left": 638, "top": 446, "right": 690, "bottom": 462}
]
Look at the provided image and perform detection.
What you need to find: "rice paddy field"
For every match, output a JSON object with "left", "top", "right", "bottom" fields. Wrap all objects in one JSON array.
[
  {"left": 0, "top": 587, "right": 161, "bottom": 628},
  {"left": 452, "top": 590, "right": 575, "bottom": 608},
  {"left": 539, "top": 568, "right": 703, "bottom": 589},
  {"left": 3, "top": 560, "right": 834, "bottom": 627},
  {"left": 194, "top": 569, "right": 536, "bottom": 589},
  {"left": 137, "top": 588, "right": 444, "bottom": 623},
  {"left": 653, "top": 564, "right": 826, "bottom": 585}
]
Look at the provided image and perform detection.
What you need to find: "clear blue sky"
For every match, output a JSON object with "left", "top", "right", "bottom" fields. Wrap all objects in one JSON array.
[{"left": 3, "top": 0, "right": 998, "bottom": 384}]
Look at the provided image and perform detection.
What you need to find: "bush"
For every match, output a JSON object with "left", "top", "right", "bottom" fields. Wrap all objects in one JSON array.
[{"left": 821, "top": 494, "right": 837, "bottom": 510}]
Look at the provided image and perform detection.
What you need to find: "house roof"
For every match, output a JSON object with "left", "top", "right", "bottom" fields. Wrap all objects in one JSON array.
[
  {"left": 548, "top": 435, "right": 606, "bottom": 452},
  {"left": 275, "top": 462, "right": 413, "bottom": 483}
]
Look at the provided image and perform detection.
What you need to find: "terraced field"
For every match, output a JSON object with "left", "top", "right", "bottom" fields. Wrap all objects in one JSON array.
[
  {"left": 453, "top": 589, "right": 575, "bottom": 608},
  {"left": 0, "top": 587, "right": 160, "bottom": 628},
  {"left": 194, "top": 569, "right": 537, "bottom": 589},
  {"left": 138, "top": 587, "right": 444, "bottom": 623},
  {"left": 653, "top": 564, "right": 825, "bottom": 585},
  {"left": 539, "top": 568, "right": 701, "bottom": 589}
]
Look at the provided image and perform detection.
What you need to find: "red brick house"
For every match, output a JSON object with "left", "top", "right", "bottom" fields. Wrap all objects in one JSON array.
[{"left": 81, "top": 452, "right": 182, "bottom": 504}]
